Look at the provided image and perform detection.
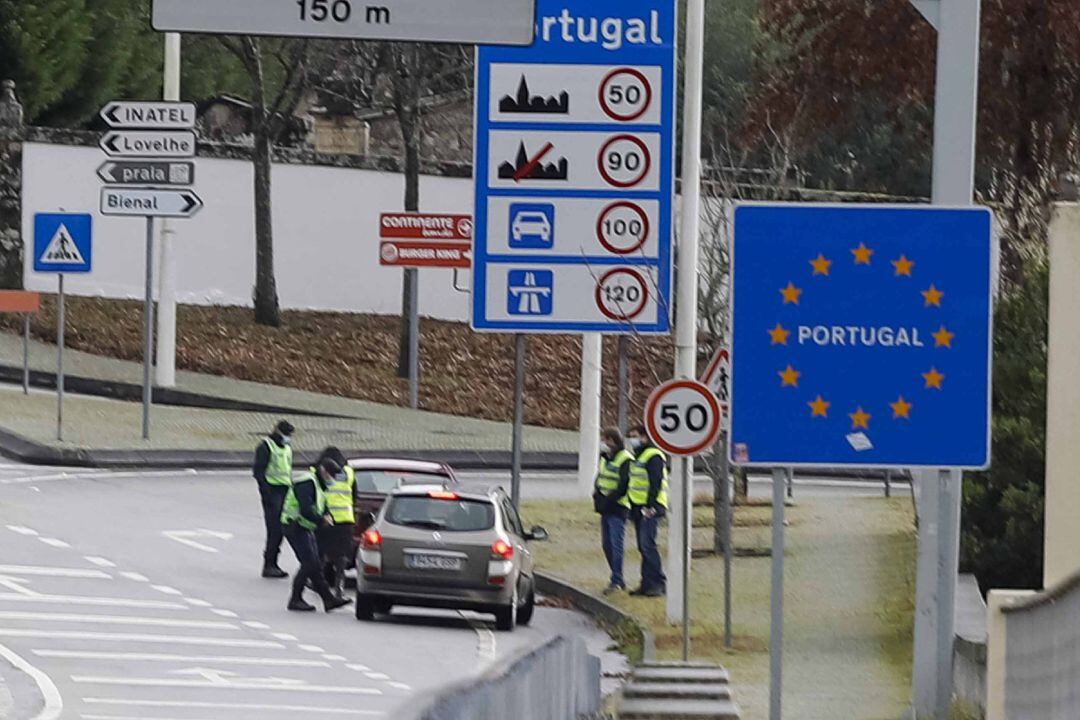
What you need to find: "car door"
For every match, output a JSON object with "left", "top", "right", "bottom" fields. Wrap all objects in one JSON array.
[{"left": 499, "top": 495, "right": 532, "bottom": 581}]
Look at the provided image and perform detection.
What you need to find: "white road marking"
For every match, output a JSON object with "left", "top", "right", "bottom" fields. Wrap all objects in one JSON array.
[
  {"left": 0, "top": 574, "right": 39, "bottom": 597},
  {"left": 38, "top": 538, "right": 70, "bottom": 548},
  {"left": 6, "top": 525, "right": 38, "bottom": 536},
  {"left": 0, "top": 611, "right": 237, "bottom": 630},
  {"left": 346, "top": 663, "right": 370, "bottom": 672},
  {"left": 81, "top": 715, "right": 221, "bottom": 720},
  {"left": 0, "top": 642, "right": 62, "bottom": 720},
  {"left": 364, "top": 672, "right": 389, "bottom": 681},
  {"left": 35, "top": 650, "right": 330, "bottom": 667},
  {"left": 387, "top": 682, "right": 411, "bottom": 690},
  {"left": 73, "top": 676, "right": 381, "bottom": 695},
  {"left": 161, "top": 532, "right": 217, "bottom": 554},
  {"left": 119, "top": 572, "right": 149, "bottom": 583},
  {"left": 210, "top": 609, "right": 238, "bottom": 618},
  {"left": 83, "top": 699, "right": 383, "bottom": 716},
  {"left": 299, "top": 644, "right": 325, "bottom": 653},
  {"left": 151, "top": 585, "right": 182, "bottom": 596},
  {"left": 242, "top": 621, "right": 270, "bottom": 630},
  {"left": 0, "top": 469, "right": 199, "bottom": 486},
  {"left": 323, "top": 654, "right": 347, "bottom": 662},
  {"left": 272, "top": 632, "right": 297, "bottom": 641},
  {"left": 0, "top": 629, "right": 281, "bottom": 649},
  {"left": 0, "top": 593, "right": 185, "bottom": 610},
  {"left": 0, "top": 565, "right": 110, "bottom": 579},
  {"left": 84, "top": 557, "right": 116, "bottom": 569}
]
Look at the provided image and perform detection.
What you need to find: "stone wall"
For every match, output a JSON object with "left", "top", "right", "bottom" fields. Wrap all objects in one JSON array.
[{"left": 0, "top": 80, "right": 24, "bottom": 289}]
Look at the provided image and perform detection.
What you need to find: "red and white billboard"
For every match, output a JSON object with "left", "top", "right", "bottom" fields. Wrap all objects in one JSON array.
[
  {"left": 378, "top": 213, "right": 473, "bottom": 269},
  {"left": 379, "top": 213, "right": 473, "bottom": 241}
]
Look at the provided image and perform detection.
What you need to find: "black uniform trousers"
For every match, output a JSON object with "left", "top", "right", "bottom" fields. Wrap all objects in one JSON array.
[
  {"left": 284, "top": 523, "right": 334, "bottom": 604},
  {"left": 260, "top": 485, "right": 289, "bottom": 567}
]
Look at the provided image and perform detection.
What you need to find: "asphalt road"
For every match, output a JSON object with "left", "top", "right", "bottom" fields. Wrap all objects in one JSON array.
[{"left": 0, "top": 462, "right": 624, "bottom": 720}]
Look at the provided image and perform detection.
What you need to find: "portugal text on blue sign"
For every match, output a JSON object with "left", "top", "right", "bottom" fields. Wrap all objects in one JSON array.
[
  {"left": 33, "top": 213, "right": 93, "bottom": 274},
  {"left": 729, "top": 205, "right": 993, "bottom": 469},
  {"left": 472, "top": 0, "right": 676, "bottom": 333}
]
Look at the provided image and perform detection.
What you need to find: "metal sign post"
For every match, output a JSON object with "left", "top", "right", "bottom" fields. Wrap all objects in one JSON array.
[
  {"left": 768, "top": 467, "right": 790, "bottom": 720},
  {"left": 97, "top": 99, "right": 201, "bottom": 442},
  {"left": 22, "top": 313, "right": 29, "bottom": 394},
  {"left": 510, "top": 334, "right": 526, "bottom": 509},
  {"left": 142, "top": 219, "right": 156, "bottom": 440},
  {"left": 57, "top": 274, "right": 64, "bottom": 441}
]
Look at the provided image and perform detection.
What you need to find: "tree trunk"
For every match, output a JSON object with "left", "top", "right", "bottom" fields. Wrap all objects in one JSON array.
[
  {"left": 712, "top": 432, "right": 730, "bottom": 554},
  {"left": 249, "top": 42, "right": 281, "bottom": 328}
]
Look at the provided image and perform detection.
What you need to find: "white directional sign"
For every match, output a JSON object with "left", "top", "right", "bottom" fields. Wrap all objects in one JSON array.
[
  {"left": 646, "top": 380, "right": 724, "bottom": 457},
  {"left": 100, "top": 101, "right": 196, "bottom": 129},
  {"left": 100, "top": 131, "right": 196, "bottom": 159},
  {"left": 101, "top": 188, "right": 204, "bottom": 219},
  {"left": 97, "top": 160, "right": 195, "bottom": 186},
  {"left": 151, "top": 0, "right": 536, "bottom": 45}
]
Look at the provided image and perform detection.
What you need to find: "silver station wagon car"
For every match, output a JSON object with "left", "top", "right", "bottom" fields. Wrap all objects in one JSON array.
[{"left": 355, "top": 483, "right": 548, "bottom": 631}]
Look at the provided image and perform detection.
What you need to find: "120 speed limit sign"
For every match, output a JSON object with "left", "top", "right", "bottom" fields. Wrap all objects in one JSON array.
[{"left": 645, "top": 380, "right": 723, "bottom": 457}]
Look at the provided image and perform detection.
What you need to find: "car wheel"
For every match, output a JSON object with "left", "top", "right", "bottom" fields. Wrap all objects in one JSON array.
[
  {"left": 494, "top": 587, "right": 518, "bottom": 632},
  {"left": 355, "top": 593, "right": 375, "bottom": 621},
  {"left": 517, "top": 585, "right": 536, "bottom": 627}
]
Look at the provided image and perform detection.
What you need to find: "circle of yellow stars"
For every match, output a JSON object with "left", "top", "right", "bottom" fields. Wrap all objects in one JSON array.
[{"left": 768, "top": 242, "right": 952, "bottom": 431}]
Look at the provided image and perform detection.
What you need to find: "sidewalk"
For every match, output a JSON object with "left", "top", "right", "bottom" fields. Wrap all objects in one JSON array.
[{"left": 0, "top": 332, "right": 578, "bottom": 461}]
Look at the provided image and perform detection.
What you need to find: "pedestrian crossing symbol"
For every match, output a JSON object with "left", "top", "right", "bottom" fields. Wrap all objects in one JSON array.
[
  {"left": 33, "top": 213, "right": 93, "bottom": 274},
  {"left": 40, "top": 225, "right": 85, "bottom": 265}
]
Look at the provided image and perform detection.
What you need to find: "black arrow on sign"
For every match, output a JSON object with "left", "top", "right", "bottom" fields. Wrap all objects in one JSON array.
[
  {"left": 182, "top": 193, "right": 199, "bottom": 214},
  {"left": 104, "top": 135, "right": 119, "bottom": 154},
  {"left": 105, "top": 105, "right": 120, "bottom": 126}
]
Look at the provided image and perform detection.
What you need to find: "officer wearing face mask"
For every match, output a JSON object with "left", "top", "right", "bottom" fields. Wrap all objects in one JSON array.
[
  {"left": 593, "top": 427, "right": 633, "bottom": 595},
  {"left": 253, "top": 420, "right": 295, "bottom": 579}
]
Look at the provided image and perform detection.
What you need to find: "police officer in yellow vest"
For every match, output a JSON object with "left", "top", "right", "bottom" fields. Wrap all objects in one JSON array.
[
  {"left": 253, "top": 420, "right": 295, "bottom": 579},
  {"left": 593, "top": 427, "right": 633, "bottom": 595},
  {"left": 281, "top": 457, "right": 352, "bottom": 613},
  {"left": 628, "top": 424, "right": 669, "bottom": 597},
  {"left": 314, "top": 447, "right": 356, "bottom": 601}
]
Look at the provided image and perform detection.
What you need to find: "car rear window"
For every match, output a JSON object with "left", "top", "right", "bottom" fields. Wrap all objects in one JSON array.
[
  {"left": 385, "top": 496, "right": 495, "bottom": 532},
  {"left": 354, "top": 471, "right": 449, "bottom": 494}
]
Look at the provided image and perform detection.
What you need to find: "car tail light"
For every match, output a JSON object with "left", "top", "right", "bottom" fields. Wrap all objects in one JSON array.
[
  {"left": 491, "top": 539, "right": 514, "bottom": 560},
  {"left": 428, "top": 490, "right": 460, "bottom": 500},
  {"left": 362, "top": 529, "right": 382, "bottom": 550}
]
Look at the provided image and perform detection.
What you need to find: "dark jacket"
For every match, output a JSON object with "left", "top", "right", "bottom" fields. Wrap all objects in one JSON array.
[
  {"left": 291, "top": 472, "right": 328, "bottom": 528},
  {"left": 253, "top": 433, "right": 287, "bottom": 492}
]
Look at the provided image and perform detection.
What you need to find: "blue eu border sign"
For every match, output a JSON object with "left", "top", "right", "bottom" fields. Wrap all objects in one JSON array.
[
  {"left": 33, "top": 213, "right": 93, "bottom": 274},
  {"left": 729, "top": 204, "right": 993, "bottom": 470},
  {"left": 472, "top": 0, "right": 676, "bottom": 333}
]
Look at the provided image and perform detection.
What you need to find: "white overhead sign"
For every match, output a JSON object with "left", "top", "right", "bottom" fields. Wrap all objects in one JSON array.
[
  {"left": 100, "top": 101, "right": 196, "bottom": 130},
  {"left": 151, "top": 0, "right": 536, "bottom": 45},
  {"left": 100, "top": 188, "right": 204, "bottom": 219},
  {"left": 100, "top": 131, "right": 196, "bottom": 159}
]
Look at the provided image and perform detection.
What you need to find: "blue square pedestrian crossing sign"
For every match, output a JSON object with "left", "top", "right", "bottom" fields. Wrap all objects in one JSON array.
[
  {"left": 33, "top": 213, "right": 93, "bottom": 274},
  {"left": 729, "top": 204, "right": 993, "bottom": 470}
]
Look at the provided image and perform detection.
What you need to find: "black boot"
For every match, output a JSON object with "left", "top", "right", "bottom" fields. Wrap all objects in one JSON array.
[
  {"left": 263, "top": 565, "right": 288, "bottom": 579},
  {"left": 288, "top": 598, "right": 316, "bottom": 612}
]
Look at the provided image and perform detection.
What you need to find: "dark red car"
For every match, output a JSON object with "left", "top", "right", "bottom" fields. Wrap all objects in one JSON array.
[{"left": 347, "top": 458, "right": 459, "bottom": 543}]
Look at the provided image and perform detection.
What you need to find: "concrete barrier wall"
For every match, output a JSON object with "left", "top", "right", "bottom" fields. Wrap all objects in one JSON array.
[{"left": 406, "top": 634, "right": 601, "bottom": 720}]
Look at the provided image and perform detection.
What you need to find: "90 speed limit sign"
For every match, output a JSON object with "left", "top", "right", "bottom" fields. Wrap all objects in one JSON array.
[{"left": 645, "top": 380, "right": 723, "bottom": 457}]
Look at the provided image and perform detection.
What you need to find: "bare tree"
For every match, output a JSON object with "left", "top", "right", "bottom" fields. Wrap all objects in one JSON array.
[{"left": 219, "top": 37, "right": 310, "bottom": 327}]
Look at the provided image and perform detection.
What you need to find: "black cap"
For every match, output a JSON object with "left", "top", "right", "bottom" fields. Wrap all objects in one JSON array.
[
  {"left": 318, "top": 457, "right": 342, "bottom": 477},
  {"left": 275, "top": 420, "right": 295, "bottom": 436}
]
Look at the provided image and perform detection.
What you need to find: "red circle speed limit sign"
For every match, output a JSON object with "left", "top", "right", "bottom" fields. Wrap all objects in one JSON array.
[
  {"left": 646, "top": 380, "right": 723, "bottom": 457},
  {"left": 599, "top": 68, "right": 653, "bottom": 122},
  {"left": 595, "top": 268, "right": 649, "bottom": 321},
  {"left": 598, "top": 134, "right": 651, "bottom": 188},
  {"left": 596, "top": 201, "right": 650, "bottom": 255}
]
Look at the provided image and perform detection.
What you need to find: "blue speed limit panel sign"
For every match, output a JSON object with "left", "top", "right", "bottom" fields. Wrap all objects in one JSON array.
[{"left": 472, "top": 0, "right": 676, "bottom": 333}]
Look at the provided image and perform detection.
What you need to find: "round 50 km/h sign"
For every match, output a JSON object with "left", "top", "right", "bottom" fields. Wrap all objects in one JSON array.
[
  {"left": 646, "top": 380, "right": 723, "bottom": 457},
  {"left": 599, "top": 67, "right": 653, "bottom": 122}
]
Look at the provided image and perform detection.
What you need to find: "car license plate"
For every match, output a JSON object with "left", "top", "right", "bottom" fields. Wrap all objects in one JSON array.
[{"left": 406, "top": 554, "right": 463, "bottom": 571}]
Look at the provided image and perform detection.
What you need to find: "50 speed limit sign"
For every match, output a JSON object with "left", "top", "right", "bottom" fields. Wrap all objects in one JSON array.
[{"left": 645, "top": 380, "right": 723, "bottom": 457}]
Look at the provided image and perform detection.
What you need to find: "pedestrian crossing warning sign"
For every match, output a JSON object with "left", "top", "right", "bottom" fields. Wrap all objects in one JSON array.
[
  {"left": 33, "top": 213, "right": 93, "bottom": 274},
  {"left": 40, "top": 225, "right": 85, "bottom": 264}
]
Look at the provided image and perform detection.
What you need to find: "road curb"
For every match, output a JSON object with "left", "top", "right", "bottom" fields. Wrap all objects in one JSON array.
[
  {"left": 535, "top": 571, "right": 656, "bottom": 663},
  {"left": 0, "top": 425, "right": 580, "bottom": 471}
]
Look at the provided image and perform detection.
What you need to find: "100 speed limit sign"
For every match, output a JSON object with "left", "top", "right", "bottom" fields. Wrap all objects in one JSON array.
[{"left": 645, "top": 380, "right": 723, "bottom": 457}]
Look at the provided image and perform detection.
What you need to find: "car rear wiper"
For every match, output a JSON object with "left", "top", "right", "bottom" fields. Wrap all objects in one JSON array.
[{"left": 399, "top": 520, "right": 447, "bottom": 530}]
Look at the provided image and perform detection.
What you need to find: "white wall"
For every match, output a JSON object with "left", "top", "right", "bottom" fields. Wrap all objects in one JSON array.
[{"left": 21, "top": 142, "right": 473, "bottom": 321}]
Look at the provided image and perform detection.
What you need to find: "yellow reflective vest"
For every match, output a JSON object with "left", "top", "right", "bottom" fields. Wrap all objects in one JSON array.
[
  {"left": 280, "top": 472, "right": 326, "bottom": 531},
  {"left": 629, "top": 446, "right": 669, "bottom": 508},
  {"left": 264, "top": 437, "right": 293, "bottom": 487},
  {"left": 595, "top": 449, "right": 633, "bottom": 510},
  {"left": 325, "top": 466, "right": 356, "bottom": 525}
]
